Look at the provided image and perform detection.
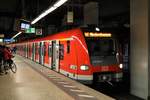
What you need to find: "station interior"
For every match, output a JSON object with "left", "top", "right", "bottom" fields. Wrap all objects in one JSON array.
[{"left": 0, "top": 0, "right": 149, "bottom": 100}]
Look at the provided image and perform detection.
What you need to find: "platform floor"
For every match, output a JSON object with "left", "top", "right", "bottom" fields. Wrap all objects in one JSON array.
[
  {"left": 0, "top": 55, "right": 114, "bottom": 100},
  {"left": 0, "top": 56, "right": 73, "bottom": 100}
]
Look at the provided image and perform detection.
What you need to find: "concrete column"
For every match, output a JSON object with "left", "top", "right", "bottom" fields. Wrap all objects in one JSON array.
[
  {"left": 149, "top": 0, "right": 150, "bottom": 99},
  {"left": 130, "top": 0, "right": 149, "bottom": 99},
  {"left": 84, "top": 2, "right": 99, "bottom": 25}
]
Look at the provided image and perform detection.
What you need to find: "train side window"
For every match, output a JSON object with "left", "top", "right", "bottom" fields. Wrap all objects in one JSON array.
[
  {"left": 67, "top": 41, "right": 70, "bottom": 53},
  {"left": 48, "top": 45, "right": 52, "bottom": 57},
  {"left": 43, "top": 43, "right": 46, "bottom": 56},
  {"left": 35, "top": 43, "right": 37, "bottom": 54},
  {"left": 59, "top": 44, "right": 64, "bottom": 60},
  {"left": 32, "top": 43, "right": 34, "bottom": 54}
]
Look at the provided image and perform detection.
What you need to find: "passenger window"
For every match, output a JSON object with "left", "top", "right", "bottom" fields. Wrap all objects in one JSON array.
[
  {"left": 59, "top": 44, "right": 64, "bottom": 60},
  {"left": 24, "top": 46, "right": 25, "bottom": 52},
  {"left": 67, "top": 41, "right": 70, "bottom": 53},
  {"left": 44, "top": 43, "right": 46, "bottom": 56},
  {"left": 35, "top": 43, "right": 37, "bottom": 54},
  {"left": 32, "top": 43, "right": 34, "bottom": 54},
  {"left": 48, "top": 45, "right": 52, "bottom": 57}
]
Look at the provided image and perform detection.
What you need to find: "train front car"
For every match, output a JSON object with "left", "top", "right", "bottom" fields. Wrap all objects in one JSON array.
[{"left": 80, "top": 30, "right": 123, "bottom": 84}]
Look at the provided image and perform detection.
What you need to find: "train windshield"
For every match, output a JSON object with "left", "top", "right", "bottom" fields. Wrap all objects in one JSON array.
[{"left": 86, "top": 38, "right": 118, "bottom": 66}]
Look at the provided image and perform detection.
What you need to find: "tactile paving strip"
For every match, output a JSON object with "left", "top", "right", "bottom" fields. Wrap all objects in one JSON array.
[{"left": 23, "top": 59, "right": 98, "bottom": 100}]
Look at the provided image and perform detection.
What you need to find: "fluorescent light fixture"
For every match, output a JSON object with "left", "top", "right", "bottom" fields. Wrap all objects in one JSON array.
[
  {"left": 20, "top": 19, "right": 30, "bottom": 22},
  {"left": 119, "top": 64, "right": 123, "bottom": 69},
  {"left": 31, "top": 7, "right": 57, "bottom": 24},
  {"left": 11, "top": 32, "right": 22, "bottom": 39},
  {"left": 53, "top": 0, "right": 68, "bottom": 7},
  {"left": 0, "top": 39, "right": 3, "bottom": 42},
  {"left": 31, "top": 0, "right": 68, "bottom": 24}
]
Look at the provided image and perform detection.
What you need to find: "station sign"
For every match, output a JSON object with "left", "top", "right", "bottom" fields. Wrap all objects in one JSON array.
[
  {"left": 84, "top": 32, "right": 112, "bottom": 37},
  {"left": 4, "top": 39, "right": 15, "bottom": 42},
  {"left": 20, "top": 19, "right": 30, "bottom": 31},
  {"left": 21, "top": 23, "right": 30, "bottom": 30},
  {"left": 36, "top": 29, "right": 42, "bottom": 35},
  {"left": 67, "top": 11, "right": 74, "bottom": 23}
]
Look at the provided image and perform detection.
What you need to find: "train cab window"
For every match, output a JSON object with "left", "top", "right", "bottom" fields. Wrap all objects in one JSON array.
[
  {"left": 59, "top": 44, "right": 64, "bottom": 60},
  {"left": 67, "top": 41, "right": 70, "bottom": 53},
  {"left": 86, "top": 39, "right": 114, "bottom": 56}
]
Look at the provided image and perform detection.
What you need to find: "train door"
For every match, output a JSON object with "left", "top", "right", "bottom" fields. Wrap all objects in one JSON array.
[
  {"left": 44, "top": 42, "right": 48, "bottom": 66},
  {"left": 52, "top": 40, "right": 59, "bottom": 72},
  {"left": 35, "top": 43, "right": 38, "bottom": 62},
  {"left": 27, "top": 43, "right": 29, "bottom": 58},
  {"left": 36, "top": 42, "right": 40, "bottom": 63},
  {"left": 23, "top": 44, "right": 26, "bottom": 57},
  {"left": 48, "top": 41, "right": 52, "bottom": 69},
  {"left": 25, "top": 43, "right": 28, "bottom": 58},
  {"left": 29, "top": 43, "right": 32, "bottom": 59},
  {"left": 32, "top": 43, "right": 35, "bottom": 61},
  {"left": 39, "top": 41, "right": 44, "bottom": 65}
]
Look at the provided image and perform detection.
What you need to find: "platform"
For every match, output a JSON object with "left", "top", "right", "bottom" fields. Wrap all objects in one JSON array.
[{"left": 0, "top": 55, "right": 114, "bottom": 100}]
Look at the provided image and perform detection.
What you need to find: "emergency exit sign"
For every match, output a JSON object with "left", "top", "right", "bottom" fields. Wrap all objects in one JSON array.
[{"left": 25, "top": 28, "right": 35, "bottom": 33}]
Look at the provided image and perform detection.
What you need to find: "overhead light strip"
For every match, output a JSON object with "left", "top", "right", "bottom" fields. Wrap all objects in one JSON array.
[
  {"left": 31, "top": 0, "right": 68, "bottom": 24},
  {"left": 11, "top": 32, "right": 22, "bottom": 39},
  {"left": 11, "top": 0, "right": 68, "bottom": 39}
]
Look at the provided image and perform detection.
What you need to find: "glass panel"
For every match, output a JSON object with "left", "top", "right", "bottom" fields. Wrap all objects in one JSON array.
[
  {"left": 86, "top": 38, "right": 115, "bottom": 56},
  {"left": 59, "top": 44, "right": 64, "bottom": 60},
  {"left": 86, "top": 38, "right": 117, "bottom": 66},
  {"left": 67, "top": 41, "right": 70, "bottom": 53},
  {"left": 48, "top": 44, "right": 52, "bottom": 57}
]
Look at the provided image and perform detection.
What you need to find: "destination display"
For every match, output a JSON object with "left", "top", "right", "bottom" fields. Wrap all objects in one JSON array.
[{"left": 84, "top": 32, "right": 112, "bottom": 37}]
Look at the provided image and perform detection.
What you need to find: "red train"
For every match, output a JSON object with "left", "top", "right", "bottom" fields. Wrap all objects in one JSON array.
[{"left": 12, "top": 28, "right": 123, "bottom": 84}]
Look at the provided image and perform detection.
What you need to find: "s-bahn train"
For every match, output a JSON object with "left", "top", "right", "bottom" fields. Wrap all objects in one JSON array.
[{"left": 12, "top": 28, "right": 123, "bottom": 84}]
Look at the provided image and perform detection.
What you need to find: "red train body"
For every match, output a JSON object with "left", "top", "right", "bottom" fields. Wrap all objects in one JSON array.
[{"left": 13, "top": 28, "right": 123, "bottom": 84}]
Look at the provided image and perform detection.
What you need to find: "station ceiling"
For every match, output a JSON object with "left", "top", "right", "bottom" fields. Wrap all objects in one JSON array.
[{"left": 0, "top": 0, "right": 129, "bottom": 39}]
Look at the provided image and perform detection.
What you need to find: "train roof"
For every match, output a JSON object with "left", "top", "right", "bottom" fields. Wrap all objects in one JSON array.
[
  {"left": 34, "top": 28, "right": 82, "bottom": 42},
  {"left": 12, "top": 27, "right": 116, "bottom": 45},
  {"left": 15, "top": 28, "right": 83, "bottom": 44}
]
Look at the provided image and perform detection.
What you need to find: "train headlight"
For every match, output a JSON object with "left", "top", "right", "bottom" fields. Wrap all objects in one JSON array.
[
  {"left": 80, "top": 65, "right": 89, "bottom": 70},
  {"left": 119, "top": 64, "right": 123, "bottom": 69}
]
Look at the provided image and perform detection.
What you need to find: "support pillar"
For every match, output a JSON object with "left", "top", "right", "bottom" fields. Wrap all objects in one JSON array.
[{"left": 130, "top": 0, "right": 149, "bottom": 99}]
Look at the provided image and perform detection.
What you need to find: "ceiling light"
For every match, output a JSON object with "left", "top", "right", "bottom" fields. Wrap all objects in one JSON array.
[
  {"left": 53, "top": 0, "right": 68, "bottom": 7},
  {"left": 31, "top": 0, "right": 68, "bottom": 24},
  {"left": 11, "top": 32, "right": 22, "bottom": 39},
  {"left": 95, "top": 27, "right": 100, "bottom": 31}
]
